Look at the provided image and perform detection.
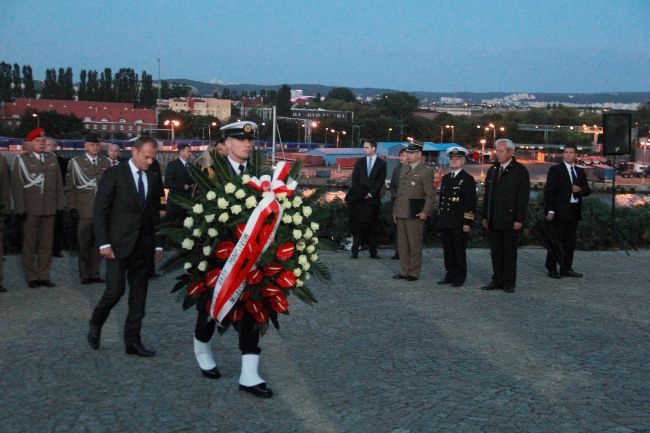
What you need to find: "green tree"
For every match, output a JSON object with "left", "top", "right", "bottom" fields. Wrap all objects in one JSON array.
[
  {"left": 139, "top": 71, "right": 155, "bottom": 107},
  {"left": 78, "top": 69, "right": 88, "bottom": 100},
  {"left": 276, "top": 84, "right": 292, "bottom": 116},
  {"left": 327, "top": 87, "right": 356, "bottom": 102},
  {"left": 99, "top": 68, "right": 113, "bottom": 101},
  {"left": 41, "top": 68, "right": 58, "bottom": 99},
  {"left": 22, "top": 65, "right": 35, "bottom": 98},
  {"left": 86, "top": 70, "right": 99, "bottom": 100},
  {"left": 376, "top": 92, "right": 419, "bottom": 119},
  {"left": 12, "top": 63, "right": 22, "bottom": 98},
  {"left": 62, "top": 67, "right": 74, "bottom": 100},
  {"left": 221, "top": 87, "right": 230, "bottom": 99},
  {"left": 0, "top": 62, "right": 12, "bottom": 101}
]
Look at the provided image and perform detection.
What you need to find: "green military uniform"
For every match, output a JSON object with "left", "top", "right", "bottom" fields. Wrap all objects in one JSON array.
[
  {"left": 12, "top": 151, "right": 64, "bottom": 284},
  {"left": 392, "top": 149, "right": 435, "bottom": 280},
  {"left": 65, "top": 154, "right": 111, "bottom": 282},
  {"left": 0, "top": 153, "right": 11, "bottom": 291}
]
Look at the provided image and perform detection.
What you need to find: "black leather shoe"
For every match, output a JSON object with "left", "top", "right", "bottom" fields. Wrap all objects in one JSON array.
[
  {"left": 201, "top": 366, "right": 221, "bottom": 379},
  {"left": 350, "top": 253, "right": 358, "bottom": 259},
  {"left": 390, "top": 254, "right": 399, "bottom": 260},
  {"left": 91, "top": 278, "right": 106, "bottom": 284},
  {"left": 503, "top": 286, "right": 516, "bottom": 293},
  {"left": 87, "top": 323, "right": 101, "bottom": 350},
  {"left": 451, "top": 282, "right": 463, "bottom": 287},
  {"left": 239, "top": 382, "right": 273, "bottom": 398},
  {"left": 547, "top": 270, "right": 561, "bottom": 279},
  {"left": 481, "top": 283, "right": 501, "bottom": 291},
  {"left": 438, "top": 279, "right": 452, "bottom": 285},
  {"left": 392, "top": 274, "right": 406, "bottom": 279},
  {"left": 0, "top": 285, "right": 7, "bottom": 292},
  {"left": 405, "top": 276, "right": 418, "bottom": 281},
  {"left": 561, "top": 270, "right": 582, "bottom": 278},
  {"left": 125, "top": 342, "right": 156, "bottom": 357},
  {"left": 81, "top": 279, "right": 93, "bottom": 284},
  {"left": 370, "top": 253, "right": 381, "bottom": 259},
  {"left": 39, "top": 280, "right": 56, "bottom": 287},
  {"left": 28, "top": 280, "right": 40, "bottom": 289}
]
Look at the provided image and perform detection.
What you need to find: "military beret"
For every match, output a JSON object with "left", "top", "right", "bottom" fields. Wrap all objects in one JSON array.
[
  {"left": 26, "top": 127, "right": 46, "bottom": 141},
  {"left": 221, "top": 121, "right": 258, "bottom": 139}
]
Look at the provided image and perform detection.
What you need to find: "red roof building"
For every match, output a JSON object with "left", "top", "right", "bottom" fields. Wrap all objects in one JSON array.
[{"left": 1, "top": 98, "right": 158, "bottom": 137}]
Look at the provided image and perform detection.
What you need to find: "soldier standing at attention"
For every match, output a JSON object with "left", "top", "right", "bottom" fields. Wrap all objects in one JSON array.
[
  {"left": 12, "top": 128, "right": 64, "bottom": 288},
  {"left": 66, "top": 134, "right": 111, "bottom": 284},
  {"left": 437, "top": 147, "right": 477, "bottom": 287}
]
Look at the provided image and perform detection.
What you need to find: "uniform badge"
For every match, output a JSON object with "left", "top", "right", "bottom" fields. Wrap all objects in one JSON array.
[
  {"left": 243, "top": 123, "right": 253, "bottom": 133},
  {"left": 411, "top": 181, "right": 416, "bottom": 186}
]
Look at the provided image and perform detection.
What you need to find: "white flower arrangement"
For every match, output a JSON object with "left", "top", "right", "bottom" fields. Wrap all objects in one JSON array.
[
  {"left": 292, "top": 196, "right": 303, "bottom": 207},
  {"left": 184, "top": 262, "right": 192, "bottom": 270},
  {"left": 302, "top": 206, "right": 312, "bottom": 217},
  {"left": 306, "top": 245, "right": 315, "bottom": 254},
  {"left": 218, "top": 213, "right": 229, "bottom": 223},
  {"left": 192, "top": 203, "right": 204, "bottom": 214},
  {"left": 197, "top": 261, "right": 207, "bottom": 272},
  {"left": 230, "top": 204, "right": 242, "bottom": 215},
  {"left": 296, "top": 240, "right": 306, "bottom": 251},
  {"left": 235, "top": 189, "right": 246, "bottom": 200},
  {"left": 192, "top": 228, "right": 202, "bottom": 238},
  {"left": 206, "top": 191, "right": 217, "bottom": 200},
  {"left": 293, "top": 268, "right": 302, "bottom": 277},
  {"left": 310, "top": 222, "right": 319, "bottom": 231},
  {"left": 181, "top": 238, "right": 195, "bottom": 250},
  {"left": 208, "top": 228, "right": 218, "bottom": 238},
  {"left": 183, "top": 217, "right": 194, "bottom": 229},
  {"left": 205, "top": 214, "right": 215, "bottom": 223},
  {"left": 203, "top": 246, "right": 212, "bottom": 256},
  {"left": 293, "top": 229, "right": 302, "bottom": 240},
  {"left": 217, "top": 197, "right": 229, "bottom": 209},
  {"left": 292, "top": 213, "right": 303, "bottom": 225},
  {"left": 303, "top": 228, "right": 314, "bottom": 240},
  {"left": 241, "top": 174, "right": 251, "bottom": 183},
  {"left": 245, "top": 196, "right": 257, "bottom": 209},
  {"left": 224, "top": 183, "right": 236, "bottom": 194}
]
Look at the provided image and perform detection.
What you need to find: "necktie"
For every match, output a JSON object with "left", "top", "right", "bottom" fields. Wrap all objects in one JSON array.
[
  {"left": 92, "top": 158, "right": 96, "bottom": 166},
  {"left": 367, "top": 158, "right": 373, "bottom": 174},
  {"left": 451, "top": 172, "right": 456, "bottom": 179},
  {"left": 40, "top": 154, "right": 44, "bottom": 163},
  {"left": 497, "top": 166, "right": 504, "bottom": 180},
  {"left": 570, "top": 166, "right": 577, "bottom": 184},
  {"left": 111, "top": 160, "right": 116, "bottom": 167},
  {"left": 137, "top": 170, "right": 145, "bottom": 207},
  {"left": 238, "top": 164, "right": 245, "bottom": 176}
]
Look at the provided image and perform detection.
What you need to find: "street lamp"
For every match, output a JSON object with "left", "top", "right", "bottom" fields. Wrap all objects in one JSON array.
[
  {"left": 208, "top": 121, "right": 217, "bottom": 141},
  {"left": 164, "top": 119, "right": 180, "bottom": 146},
  {"left": 445, "top": 124, "right": 455, "bottom": 143},
  {"left": 335, "top": 130, "right": 347, "bottom": 148},
  {"left": 485, "top": 123, "right": 506, "bottom": 147},
  {"left": 325, "top": 127, "right": 330, "bottom": 144},
  {"left": 32, "top": 113, "right": 39, "bottom": 127},
  {"left": 388, "top": 127, "right": 393, "bottom": 141}
]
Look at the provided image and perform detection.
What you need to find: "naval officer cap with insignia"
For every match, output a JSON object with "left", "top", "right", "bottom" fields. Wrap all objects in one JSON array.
[
  {"left": 446, "top": 146, "right": 468, "bottom": 159},
  {"left": 221, "top": 121, "right": 258, "bottom": 174}
]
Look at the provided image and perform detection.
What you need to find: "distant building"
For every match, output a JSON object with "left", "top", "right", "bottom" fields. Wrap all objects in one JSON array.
[
  {"left": 1, "top": 98, "right": 157, "bottom": 137},
  {"left": 157, "top": 96, "right": 231, "bottom": 119},
  {"left": 291, "top": 108, "right": 354, "bottom": 122},
  {"left": 431, "top": 106, "right": 486, "bottom": 116}
]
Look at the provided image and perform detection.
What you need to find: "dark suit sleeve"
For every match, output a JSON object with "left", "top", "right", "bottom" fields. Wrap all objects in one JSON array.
[
  {"left": 515, "top": 164, "right": 530, "bottom": 223},
  {"left": 93, "top": 168, "right": 117, "bottom": 247},
  {"left": 351, "top": 158, "right": 362, "bottom": 188},
  {"left": 463, "top": 175, "right": 477, "bottom": 226},
  {"left": 481, "top": 166, "right": 495, "bottom": 219},
  {"left": 578, "top": 167, "right": 591, "bottom": 197},
  {"left": 390, "top": 165, "right": 400, "bottom": 198},
  {"left": 369, "top": 160, "right": 386, "bottom": 198},
  {"left": 544, "top": 165, "right": 558, "bottom": 214}
]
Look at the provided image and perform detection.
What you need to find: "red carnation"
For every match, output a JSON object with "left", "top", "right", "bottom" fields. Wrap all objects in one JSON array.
[
  {"left": 236, "top": 224, "right": 246, "bottom": 239},
  {"left": 262, "top": 262, "right": 283, "bottom": 277},
  {"left": 227, "top": 306, "right": 244, "bottom": 322},
  {"left": 275, "top": 242, "right": 295, "bottom": 261},
  {"left": 267, "top": 293, "right": 286, "bottom": 303},
  {"left": 245, "top": 299, "right": 263, "bottom": 315},
  {"left": 253, "top": 308, "right": 269, "bottom": 324},
  {"left": 270, "top": 298, "right": 289, "bottom": 313},
  {"left": 187, "top": 281, "right": 206, "bottom": 296},
  {"left": 276, "top": 270, "right": 297, "bottom": 288},
  {"left": 215, "top": 241, "right": 235, "bottom": 260},
  {"left": 246, "top": 269, "right": 263, "bottom": 285},
  {"left": 261, "top": 285, "right": 283, "bottom": 297},
  {"left": 204, "top": 268, "right": 222, "bottom": 287},
  {"left": 239, "top": 290, "right": 251, "bottom": 302}
]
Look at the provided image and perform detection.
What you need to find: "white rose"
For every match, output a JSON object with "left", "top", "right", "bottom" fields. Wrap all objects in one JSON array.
[
  {"left": 183, "top": 217, "right": 194, "bottom": 228},
  {"left": 298, "top": 255, "right": 308, "bottom": 266},
  {"left": 218, "top": 212, "right": 229, "bottom": 223},
  {"left": 310, "top": 222, "right": 319, "bottom": 231},
  {"left": 310, "top": 253, "right": 318, "bottom": 262},
  {"left": 203, "top": 246, "right": 212, "bottom": 256},
  {"left": 276, "top": 192, "right": 287, "bottom": 200},
  {"left": 292, "top": 196, "right": 303, "bottom": 207},
  {"left": 305, "top": 273, "right": 310, "bottom": 280},
  {"left": 304, "top": 228, "right": 313, "bottom": 240},
  {"left": 197, "top": 261, "right": 207, "bottom": 272},
  {"left": 312, "top": 237, "right": 319, "bottom": 245},
  {"left": 292, "top": 213, "right": 303, "bottom": 225},
  {"left": 184, "top": 262, "right": 192, "bottom": 270},
  {"left": 241, "top": 174, "right": 251, "bottom": 184},
  {"left": 302, "top": 262, "right": 311, "bottom": 271},
  {"left": 235, "top": 189, "right": 246, "bottom": 200},
  {"left": 292, "top": 229, "right": 302, "bottom": 240},
  {"left": 224, "top": 183, "right": 236, "bottom": 194},
  {"left": 306, "top": 245, "right": 315, "bottom": 254},
  {"left": 217, "top": 197, "right": 229, "bottom": 209},
  {"left": 302, "top": 206, "right": 312, "bottom": 217},
  {"left": 230, "top": 204, "right": 242, "bottom": 215},
  {"left": 293, "top": 268, "right": 302, "bottom": 277},
  {"left": 192, "top": 203, "right": 204, "bottom": 214},
  {"left": 192, "top": 228, "right": 202, "bottom": 238},
  {"left": 282, "top": 214, "right": 293, "bottom": 224},
  {"left": 208, "top": 228, "right": 218, "bottom": 238},
  {"left": 181, "top": 238, "right": 194, "bottom": 250},
  {"left": 245, "top": 196, "right": 257, "bottom": 209},
  {"left": 296, "top": 279, "right": 304, "bottom": 288},
  {"left": 296, "top": 240, "right": 306, "bottom": 251},
  {"left": 204, "top": 214, "right": 215, "bottom": 223},
  {"left": 206, "top": 191, "right": 217, "bottom": 200},
  {"left": 282, "top": 200, "right": 292, "bottom": 209}
]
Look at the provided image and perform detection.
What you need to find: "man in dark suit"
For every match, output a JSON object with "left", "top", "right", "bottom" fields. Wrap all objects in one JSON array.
[
  {"left": 164, "top": 143, "right": 195, "bottom": 224},
  {"left": 191, "top": 121, "right": 273, "bottom": 399},
  {"left": 437, "top": 147, "right": 477, "bottom": 287},
  {"left": 389, "top": 148, "right": 408, "bottom": 260},
  {"left": 348, "top": 139, "right": 387, "bottom": 259},
  {"left": 87, "top": 135, "right": 164, "bottom": 357},
  {"left": 481, "top": 138, "right": 530, "bottom": 293},
  {"left": 543, "top": 143, "right": 591, "bottom": 278}
]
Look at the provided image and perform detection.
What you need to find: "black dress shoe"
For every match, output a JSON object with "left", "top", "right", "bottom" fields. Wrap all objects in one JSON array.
[
  {"left": 481, "top": 283, "right": 501, "bottom": 291},
  {"left": 39, "top": 280, "right": 56, "bottom": 287},
  {"left": 503, "top": 286, "right": 516, "bottom": 293},
  {"left": 370, "top": 253, "right": 381, "bottom": 259},
  {"left": 125, "top": 342, "right": 156, "bottom": 357},
  {"left": 28, "top": 280, "right": 40, "bottom": 289},
  {"left": 405, "top": 276, "right": 418, "bottom": 281},
  {"left": 87, "top": 323, "right": 101, "bottom": 350},
  {"left": 350, "top": 253, "right": 358, "bottom": 259},
  {"left": 81, "top": 279, "right": 93, "bottom": 284},
  {"left": 438, "top": 279, "right": 452, "bottom": 285},
  {"left": 0, "top": 285, "right": 7, "bottom": 292},
  {"left": 91, "top": 278, "right": 106, "bottom": 284},
  {"left": 547, "top": 270, "right": 561, "bottom": 279},
  {"left": 201, "top": 366, "right": 221, "bottom": 379},
  {"left": 392, "top": 274, "right": 406, "bottom": 279},
  {"left": 239, "top": 382, "right": 273, "bottom": 398},
  {"left": 451, "top": 282, "right": 463, "bottom": 287},
  {"left": 390, "top": 254, "right": 399, "bottom": 260},
  {"left": 561, "top": 270, "right": 583, "bottom": 278}
]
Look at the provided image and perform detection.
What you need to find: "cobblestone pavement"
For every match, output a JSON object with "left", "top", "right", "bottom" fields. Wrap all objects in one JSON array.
[{"left": 1, "top": 247, "right": 650, "bottom": 433}]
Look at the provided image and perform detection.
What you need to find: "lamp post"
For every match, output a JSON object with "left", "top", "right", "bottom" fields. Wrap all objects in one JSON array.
[
  {"left": 208, "top": 121, "right": 217, "bottom": 141},
  {"left": 440, "top": 125, "right": 445, "bottom": 143},
  {"left": 325, "top": 127, "right": 330, "bottom": 144},
  {"left": 388, "top": 127, "right": 392, "bottom": 141},
  {"left": 164, "top": 119, "right": 180, "bottom": 146},
  {"left": 32, "top": 113, "right": 39, "bottom": 127},
  {"left": 445, "top": 124, "right": 455, "bottom": 143},
  {"left": 335, "top": 130, "right": 346, "bottom": 148}
]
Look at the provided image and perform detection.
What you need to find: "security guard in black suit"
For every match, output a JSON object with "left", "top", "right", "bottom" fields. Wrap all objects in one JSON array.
[{"left": 437, "top": 147, "right": 477, "bottom": 287}]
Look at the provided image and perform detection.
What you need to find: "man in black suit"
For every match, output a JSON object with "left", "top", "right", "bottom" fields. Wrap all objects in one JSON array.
[
  {"left": 481, "top": 138, "right": 530, "bottom": 293},
  {"left": 87, "top": 135, "right": 164, "bottom": 357},
  {"left": 437, "top": 147, "right": 477, "bottom": 287},
  {"left": 348, "top": 139, "right": 387, "bottom": 259},
  {"left": 543, "top": 143, "right": 591, "bottom": 278},
  {"left": 164, "top": 143, "right": 195, "bottom": 224}
]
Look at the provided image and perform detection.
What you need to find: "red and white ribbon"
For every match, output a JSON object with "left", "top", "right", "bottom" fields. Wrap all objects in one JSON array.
[{"left": 209, "top": 161, "right": 298, "bottom": 324}]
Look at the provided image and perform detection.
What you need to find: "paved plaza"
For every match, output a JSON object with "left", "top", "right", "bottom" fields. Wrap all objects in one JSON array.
[{"left": 1, "top": 247, "right": 649, "bottom": 433}]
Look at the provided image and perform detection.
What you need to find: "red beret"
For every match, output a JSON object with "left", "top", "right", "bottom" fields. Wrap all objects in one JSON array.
[{"left": 26, "top": 128, "right": 46, "bottom": 141}]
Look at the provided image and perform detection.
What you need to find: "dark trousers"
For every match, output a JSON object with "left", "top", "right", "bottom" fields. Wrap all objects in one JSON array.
[
  {"left": 52, "top": 210, "right": 64, "bottom": 255},
  {"left": 22, "top": 214, "right": 55, "bottom": 282},
  {"left": 439, "top": 227, "right": 468, "bottom": 284},
  {"left": 195, "top": 304, "right": 261, "bottom": 355},
  {"left": 78, "top": 218, "right": 101, "bottom": 280},
  {"left": 351, "top": 207, "right": 379, "bottom": 255},
  {"left": 487, "top": 229, "right": 520, "bottom": 287},
  {"left": 545, "top": 205, "right": 580, "bottom": 272},
  {"left": 90, "top": 240, "right": 152, "bottom": 345}
]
